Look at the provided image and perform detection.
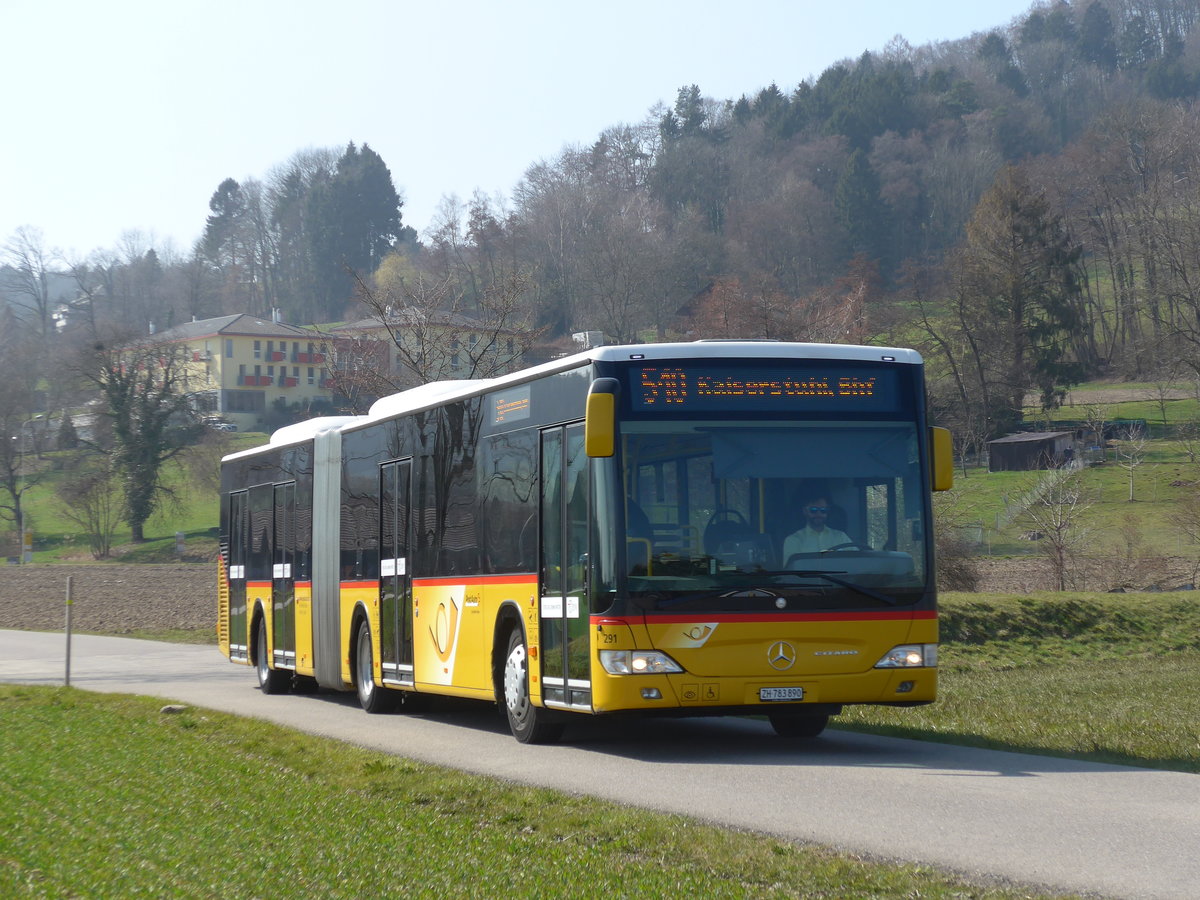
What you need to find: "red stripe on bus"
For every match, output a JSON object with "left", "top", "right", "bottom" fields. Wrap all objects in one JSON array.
[
  {"left": 591, "top": 609, "right": 936, "bottom": 625},
  {"left": 413, "top": 574, "right": 539, "bottom": 587},
  {"left": 339, "top": 574, "right": 539, "bottom": 590}
]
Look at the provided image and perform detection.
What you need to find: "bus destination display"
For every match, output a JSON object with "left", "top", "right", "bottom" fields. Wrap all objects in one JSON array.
[{"left": 632, "top": 365, "right": 899, "bottom": 412}]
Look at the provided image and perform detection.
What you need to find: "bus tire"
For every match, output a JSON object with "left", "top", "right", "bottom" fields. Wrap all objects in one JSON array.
[
  {"left": 769, "top": 713, "right": 829, "bottom": 738},
  {"left": 354, "top": 619, "right": 397, "bottom": 714},
  {"left": 502, "top": 629, "right": 563, "bottom": 744},
  {"left": 255, "top": 617, "right": 290, "bottom": 694}
]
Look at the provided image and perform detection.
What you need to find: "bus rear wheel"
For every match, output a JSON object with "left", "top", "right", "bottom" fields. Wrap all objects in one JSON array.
[
  {"left": 769, "top": 713, "right": 829, "bottom": 738},
  {"left": 354, "top": 620, "right": 397, "bottom": 714},
  {"left": 255, "top": 618, "right": 290, "bottom": 694},
  {"left": 502, "top": 630, "right": 563, "bottom": 744}
]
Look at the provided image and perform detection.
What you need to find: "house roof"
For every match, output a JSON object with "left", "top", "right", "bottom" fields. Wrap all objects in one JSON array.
[
  {"left": 987, "top": 431, "right": 1074, "bottom": 445},
  {"left": 152, "top": 313, "right": 317, "bottom": 342},
  {"left": 332, "top": 307, "right": 484, "bottom": 333}
]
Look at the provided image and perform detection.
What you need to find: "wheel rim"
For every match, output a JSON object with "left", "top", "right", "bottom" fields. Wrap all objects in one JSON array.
[
  {"left": 356, "top": 626, "right": 374, "bottom": 704},
  {"left": 256, "top": 622, "right": 269, "bottom": 686},
  {"left": 503, "top": 641, "right": 530, "bottom": 727}
]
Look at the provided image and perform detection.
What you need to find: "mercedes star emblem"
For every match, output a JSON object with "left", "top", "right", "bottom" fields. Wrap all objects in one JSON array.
[{"left": 768, "top": 640, "right": 796, "bottom": 670}]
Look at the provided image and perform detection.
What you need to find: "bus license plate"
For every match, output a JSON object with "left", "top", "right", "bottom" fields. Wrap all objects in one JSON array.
[{"left": 760, "top": 687, "right": 804, "bottom": 702}]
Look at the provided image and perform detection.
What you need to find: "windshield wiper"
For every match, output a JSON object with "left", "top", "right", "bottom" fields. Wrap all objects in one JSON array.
[
  {"left": 642, "top": 570, "right": 903, "bottom": 609},
  {"left": 751, "top": 569, "right": 902, "bottom": 607}
]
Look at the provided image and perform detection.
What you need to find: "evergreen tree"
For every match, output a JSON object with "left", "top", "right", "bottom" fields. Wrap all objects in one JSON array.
[
  {"left": 753, "top": 82, "right": 791, "bottom": 139},
  {"left": 1078, "top": 1, "right": 1118, "bottom": 72},
  {"left": 732, "top": 95, "right": 753, "bottom": 126},
  {"left": 338, "top": 142, "right": 403, "bottom": 270},
  {"left": 978, "top": 32, "right": 1028, "bottom": 97},
  {"left": 1119, "top": 15, "right": 1158, "bottom": 71},
  {"left": 269, "top": 165, "right": 312, "bottom": 320},
  {"left": 673, "top": 84, "right": 707, "bottom": 137},
  {"left": 959, "top": 165, "right": 1086, "bottom": 423},
  {"left": 56, "top": 414, "right": 78, "bottom": 450},
  {"left": 1020, "top": 11, "right": 1047, "bottom": 45},
  {"left": 304, "top": 142, "right": 403, "bottom": 320},
  {"left": 835, "top": 149, "right": 890, "bottom": 265},
  {"left": 823, "top": 52, "right": 917, "bottom": 149},
  {"left": 202, "top": 178, "right": 245, "bottom": 264},
  {"left": 1043, "top": 6, "right": 1077, "bottom": 44}
]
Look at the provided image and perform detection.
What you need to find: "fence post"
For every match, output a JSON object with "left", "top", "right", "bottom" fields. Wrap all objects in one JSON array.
[{"left": 64, "top": 576, "right": 73, "bottom": 686}]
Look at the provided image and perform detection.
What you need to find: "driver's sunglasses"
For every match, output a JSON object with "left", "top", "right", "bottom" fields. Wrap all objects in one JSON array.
[{"left": 807, "top": 506, "right": 829, "bottom": 514}]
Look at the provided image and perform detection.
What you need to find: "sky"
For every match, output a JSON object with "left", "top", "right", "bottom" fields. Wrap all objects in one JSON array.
[{"left": 2, "top": 0, "right": 1038, "bottom": 260}]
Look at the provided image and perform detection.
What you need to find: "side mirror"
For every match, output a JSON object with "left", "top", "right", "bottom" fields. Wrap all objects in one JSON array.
[
  {"left": 586, "top": 378, "right": 619, "bottom": 457},
  {"left": 929, "top": 426, "right": 954, "bottom": 491}
]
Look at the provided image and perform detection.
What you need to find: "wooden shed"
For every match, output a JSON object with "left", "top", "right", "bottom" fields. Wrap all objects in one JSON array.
[{"left": 987, "top": 431, "right": 1075, "bottom": 472}]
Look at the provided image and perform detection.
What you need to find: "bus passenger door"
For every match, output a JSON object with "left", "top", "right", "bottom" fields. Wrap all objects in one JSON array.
[
  {"left": 380, "top": 459, "right": 414, "bottom": 684},
  {"left": 540, "top": 424, "right": 591, "bottom": 710},
  {"left": 272, "top": 481, "right": 297, "bottom": 669},
  {"left": 227, "top": 490, "right": 249, "bottom": 661}
]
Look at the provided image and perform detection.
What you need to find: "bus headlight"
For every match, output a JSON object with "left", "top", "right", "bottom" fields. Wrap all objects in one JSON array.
[
  {"left": 874, "top": 644, "right": 938, "bottom": 668},
  {"left": 599, "top": 650, "right": 684, "bottom": 675}
]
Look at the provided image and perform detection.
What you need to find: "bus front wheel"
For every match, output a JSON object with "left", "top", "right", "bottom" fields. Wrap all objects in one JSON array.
[
  {"left": 255, "top": 617, "right": 290, "bottom": 694},
  {"left": 769, "top": 713, "right": 829, "bottom": 738},
  {"left": 502, "top": 630, "right": 563, "bottom": 744}
]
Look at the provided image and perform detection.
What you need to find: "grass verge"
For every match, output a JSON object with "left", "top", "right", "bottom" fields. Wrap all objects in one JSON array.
[
  {"left": 0, "top": 686, "right": 1062, "bottom": 899},
  {"left": 840, "top": 592, "right": 1200, "bottom": 772}
]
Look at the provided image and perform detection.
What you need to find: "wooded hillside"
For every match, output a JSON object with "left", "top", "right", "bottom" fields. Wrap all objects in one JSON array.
[{"left": 8, "top": 0, "right": 1200, "bottom": 447}]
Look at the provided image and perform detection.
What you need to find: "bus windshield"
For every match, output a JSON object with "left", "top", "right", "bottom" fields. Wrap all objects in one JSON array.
[{"left": 619, "top": 419, "right": 930, "bottom": 612}]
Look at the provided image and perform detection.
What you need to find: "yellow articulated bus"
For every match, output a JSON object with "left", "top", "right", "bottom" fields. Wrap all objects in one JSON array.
[{"left": 218, "top": 340, "right": 953, "bottom": 743}]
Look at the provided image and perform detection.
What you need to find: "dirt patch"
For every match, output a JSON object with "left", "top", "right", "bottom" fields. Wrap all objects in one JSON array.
[
  {"left": 963, "top": 555, "right": 1196, "bottom": 593},
  {"left": 0, "top": 564, "right": 215, "bottom": 634}
]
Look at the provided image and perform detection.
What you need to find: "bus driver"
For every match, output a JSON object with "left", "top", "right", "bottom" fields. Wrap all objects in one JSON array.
[{"left": 782, "top": 495, "right": 852, "bottom": 561}]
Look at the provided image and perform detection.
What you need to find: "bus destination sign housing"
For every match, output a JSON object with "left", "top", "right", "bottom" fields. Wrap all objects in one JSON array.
[{"left": 631, "top": 364, "right": 900, "bottom": 413}]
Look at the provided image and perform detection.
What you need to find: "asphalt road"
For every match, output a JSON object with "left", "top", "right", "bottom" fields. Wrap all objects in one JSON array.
[{"left": 3, "top": 629, "right": 1198, "bottom": 900}]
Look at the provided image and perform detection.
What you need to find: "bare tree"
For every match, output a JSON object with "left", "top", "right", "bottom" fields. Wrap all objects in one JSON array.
[
  {"left": 1169, "top": 486, "right": 1200, "bottom": 585},
  {"left": 932, "top": 490, "right": 981, "bottom": 591},
  {"left": 1113, "top": 426, "right": 1150, "bottom": 502},
  {"left": 1146, "top": 364, "right": 1183, "bottom": 428},
  {"left": 2, "top": 225, "right": 57, "bottom": 338},
  {"left": 80, "top": 332, "right": 204, "bottom": 543},
  {"left": 1017, "top": 466, "right": 1094, "bottom": 591},
  {"left": 1082, "top": 403, "right": 1110, "bottom": 462},
  {"left": 0, "top": 318, "right": 46, "bottom": 553},
  {"left": 331, "top": 267, "right": 544, "bottom": 408},
  {"left": 687, "top": 269, "right": 869, "bottom": 343},
  {"left": 1176, "top": 420, "right": 1200, "bottom": 465},
  {"left": 55, "top": 455, "right": 123, "bottom": 559}
]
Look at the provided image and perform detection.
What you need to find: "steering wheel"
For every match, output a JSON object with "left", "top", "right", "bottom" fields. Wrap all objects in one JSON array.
[
  {"left": 822, "top": 541, "right": 870, "bottom": 552},
  {"left": 706, "top": 508, "right": 749, "bottom": 527}
]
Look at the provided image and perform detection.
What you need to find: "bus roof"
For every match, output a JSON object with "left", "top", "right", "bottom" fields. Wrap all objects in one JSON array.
[
  {"left": 223, "top": 340, "right": 922, "bottom": 462},
  {"left": 590, "top": 340, "right": 922, "bottom": 365}
]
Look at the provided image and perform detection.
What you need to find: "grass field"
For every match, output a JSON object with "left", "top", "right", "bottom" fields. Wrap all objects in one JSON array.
[
  {"left": 8, "top": 431, "right": 266, "bottom": 563},
  {"left": 842, "top": 592, "right": 1200, "bottom": 773},
  {"left": 0, "top": 686, "right": 1068, "bottom": 899},
  {"left": 947, "top": 433, "right": 1200, "bottom": 563}
]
